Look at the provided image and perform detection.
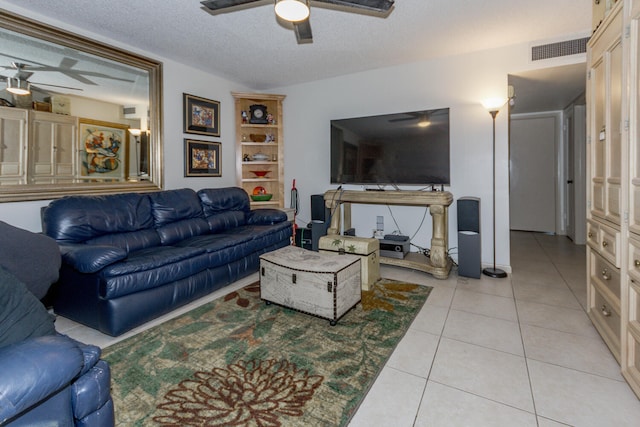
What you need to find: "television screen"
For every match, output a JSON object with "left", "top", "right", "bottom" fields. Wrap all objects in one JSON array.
[{"left": 330, "top": 108, "right": 450, "bottom": 186}]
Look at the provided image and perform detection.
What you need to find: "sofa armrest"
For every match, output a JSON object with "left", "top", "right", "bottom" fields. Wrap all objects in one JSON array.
[
  {"left": 0, "top": 335, "right": 83, "bottom": 424},
  {"left": 60, "top": 244, "right": 127, "bottom": 274},
  {"left": 246, "top": 209, "right": 288, "bottom": 225}
]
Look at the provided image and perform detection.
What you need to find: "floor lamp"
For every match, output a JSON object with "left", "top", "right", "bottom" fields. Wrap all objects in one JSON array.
[{"left": 482, "top": 99, "right": 507, "bottom": 279}]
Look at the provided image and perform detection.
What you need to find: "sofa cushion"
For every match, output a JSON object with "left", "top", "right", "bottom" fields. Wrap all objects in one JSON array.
[
  {"left": 149, "top": 188, "right": 205, "bottom": 227},
  {"left": 247, "top": 209, "right": 288, "bottom": 225},
  {"left": 197, "top": 187, "right": 250, "bottom": 216},
  {"left": 0, "top": 267, "right": 56, "bottom": 349},
  {"left": 149, "top": 189, "right": 210, "bottom": 245},
  {"left": 205, "top": 211, "right": 247, "bottom": 233},
  {"left": 86, "top": 229, "right": 162, "bottom": 253},
  {"left": 60, "top": 245, "right": 128, "bottom": 274},
  {"left": 42, "top": 193, "right": 154, "bottom": 244},
  {"left": 99, "top": 246, "right": 210, "bottom": 299}
]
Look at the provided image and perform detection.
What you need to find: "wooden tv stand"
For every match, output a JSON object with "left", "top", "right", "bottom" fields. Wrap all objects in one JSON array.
[{"left": 324, "top": 189, "right": 453, "bottom": 279}]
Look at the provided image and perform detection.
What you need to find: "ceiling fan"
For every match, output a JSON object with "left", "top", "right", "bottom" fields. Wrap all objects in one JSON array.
[
  {"left": 389, "top": 109, "right": 448, "bottom": 127},
  {"left": 201, "top": 0, "right": 395, "bottom": 43},
  {"left": 0, "top": 62, "right": 84, "bottom": 96}
]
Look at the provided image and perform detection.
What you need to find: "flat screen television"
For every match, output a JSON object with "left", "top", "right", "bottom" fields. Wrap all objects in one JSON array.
[{"left": 330, "top": 108, "right": 450, "bottom": 186}]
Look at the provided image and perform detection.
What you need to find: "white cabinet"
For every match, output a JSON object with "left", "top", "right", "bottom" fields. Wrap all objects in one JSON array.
[
  {"left": 0, "top": 106, "right": 27, "bottom": 182},
  {"left": 588, "top": 3, "right": 623, "bottom": 225},
  {"left": 623, "top": 0, "right": 640, "bottom": 399},
  {"left": 30, "top": 111, "right": 77, "bottom": 182},
  {"left": 588, "top": 0, "right": 640, "bottom": 399},
  {"left": 587, "top": 1, "right": 624, "bottom": 365},
  {"left": 0, "top": 106, "right": 78, "bottom": 184}
]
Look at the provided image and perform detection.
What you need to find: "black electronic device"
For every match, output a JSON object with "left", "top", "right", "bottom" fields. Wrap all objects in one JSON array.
[
  {"left": 330, "top": 108, "right": 450, "bottom": 186},
  {"left": 384, "top": 234, "right": 409, "bottom": 241},
  {"left": 457, "top": 197, "right": 481, "bottom": 278},
  {"left": 249, "top": 104, "right": 268, "bottom": 124},
  {"left": 311, "top": 194, "right": 330, "bottom": 222},
  {"left": 380, "top": 237, "right": 410, "bottom": 259}
]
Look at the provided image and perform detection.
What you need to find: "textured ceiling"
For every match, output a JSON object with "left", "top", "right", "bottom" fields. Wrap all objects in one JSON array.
[{"left": 0, "top": 0, "right": 591, "bottom": 112}]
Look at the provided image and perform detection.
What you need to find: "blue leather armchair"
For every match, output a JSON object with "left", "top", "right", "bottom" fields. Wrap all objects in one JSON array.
[
  {"left": 0, "top": 335, "right": 113, "bottom": 426},
  {"left": 0, "top": 221, "right": 114, "bottom": 426}
]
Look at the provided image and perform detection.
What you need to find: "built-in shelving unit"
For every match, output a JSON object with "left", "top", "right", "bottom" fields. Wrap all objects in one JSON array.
[{"left": 232, "top": 92, "right": 285, "bottom": 209}]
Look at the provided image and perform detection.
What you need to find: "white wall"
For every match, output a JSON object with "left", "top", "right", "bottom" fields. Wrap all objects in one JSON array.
[
  {"left": 274, "top": 47, "right": 586, "bottom": 271},
  {"left": 0, "top": 1, "right": 586, "bottom": 270}
]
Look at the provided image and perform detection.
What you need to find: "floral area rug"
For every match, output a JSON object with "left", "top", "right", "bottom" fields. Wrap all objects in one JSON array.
[{"left": 102, "top": 278, "right": 432, "bottom": 426}]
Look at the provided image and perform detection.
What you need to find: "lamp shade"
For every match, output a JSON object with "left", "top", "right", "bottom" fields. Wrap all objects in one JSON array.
[
  {"left": 128, "top": 128, "right": 142, "bottom": 137},
  {"left": 481, "top": 97, "right": 507, "bottom": 112},
  {"left": 274, "top": 0, "right": 310, "bottom": 22},
  {"left": 6, "top": 78, "right": 30, "bottom": 95}
]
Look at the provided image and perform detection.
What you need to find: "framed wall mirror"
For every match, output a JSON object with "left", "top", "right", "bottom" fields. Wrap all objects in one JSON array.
[{"left": 0, "top": 10, "right": 163, "bottom": 202}]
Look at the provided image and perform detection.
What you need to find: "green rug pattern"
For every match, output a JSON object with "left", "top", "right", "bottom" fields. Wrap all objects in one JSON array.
[{"left": 103, "top": 278, "right": 432, "bottom": 426}]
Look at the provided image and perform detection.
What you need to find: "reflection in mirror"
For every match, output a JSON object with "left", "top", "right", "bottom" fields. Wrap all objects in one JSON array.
[{"left": 0, "top": 10, "right": 162, "bottom": 202}]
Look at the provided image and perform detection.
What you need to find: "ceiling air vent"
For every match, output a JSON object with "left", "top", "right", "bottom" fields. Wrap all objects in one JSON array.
[{"left": 531, "top": 37, "right": 589, "bottom": 61}]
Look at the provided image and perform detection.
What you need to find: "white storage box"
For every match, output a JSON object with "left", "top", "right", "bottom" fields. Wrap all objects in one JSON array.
[
  {"left": 259, "top": 245, "right": 361, "bottom": 325},
  {"left": 319, "top": 235, "right": 380, "bottom": 291}
]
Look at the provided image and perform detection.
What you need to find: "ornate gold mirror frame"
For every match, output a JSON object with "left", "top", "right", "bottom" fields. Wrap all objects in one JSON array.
[{"left": 0, "top": 10, "right": 163, "bottom": 202}]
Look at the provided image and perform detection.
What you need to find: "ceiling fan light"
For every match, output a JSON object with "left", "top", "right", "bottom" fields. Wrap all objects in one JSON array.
[
  {"left": 274, "top": 0, "right": 310, "bottom": 22},
  {"left": 6, "top": 78, "right": 30, "bottom": 95}
]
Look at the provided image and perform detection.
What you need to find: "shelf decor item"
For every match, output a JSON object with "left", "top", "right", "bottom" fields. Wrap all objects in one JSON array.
[
  {"left": 250, "top": 170, "right": 270, "bottom": 178},
  {"left": 183, "top": 93, "right": 220, "bottom": 137},
  {"left": 184, "top": 139, "right": 221, "bottom": 177},
  {"left": 251, "top": 194, "right": 273, "bottom": 202}
]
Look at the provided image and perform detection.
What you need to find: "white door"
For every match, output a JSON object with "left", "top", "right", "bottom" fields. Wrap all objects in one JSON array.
[{"left": 510, "top": 115, "right": 557, "bottom": 233}]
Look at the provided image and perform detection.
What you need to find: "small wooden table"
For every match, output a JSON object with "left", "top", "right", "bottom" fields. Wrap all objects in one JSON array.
[{"left": 324, "top": 189, "right": 453, "bottom": 279}]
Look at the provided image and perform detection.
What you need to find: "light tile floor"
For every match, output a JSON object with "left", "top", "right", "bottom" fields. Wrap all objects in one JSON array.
[{"left": 57, "top": 231, "right": 640, "bottom": 426}]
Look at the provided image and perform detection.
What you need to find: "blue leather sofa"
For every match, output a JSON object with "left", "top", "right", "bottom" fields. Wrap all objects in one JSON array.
[
  {"left": 0, "top": 221, "right": 113, "bottom": 426},
  {"left": 42, "top": 187, "right": 292, "bottom": 336}
]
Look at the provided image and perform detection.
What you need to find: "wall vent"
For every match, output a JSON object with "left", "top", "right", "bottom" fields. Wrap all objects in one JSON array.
[
  {"left": 531, "top": 37, "right": 590, "bottom": 61},
  {"left": 123, "top": 106, "right": 137, "bottom": 115}
]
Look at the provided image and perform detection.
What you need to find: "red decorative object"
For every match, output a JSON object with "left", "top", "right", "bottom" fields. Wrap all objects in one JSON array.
[
  {"left": 253, "top": 186, "right": 267, "bottom": 195},
  {"left": 251, "top": 170, "right": 270, "bottom": 178}
]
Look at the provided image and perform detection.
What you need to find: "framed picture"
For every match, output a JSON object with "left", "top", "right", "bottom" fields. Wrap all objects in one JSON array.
[
  {"left": 183, "top": 93, "right": 220, "bottom": 137},
  {"left": 184, "top": 139, "right": 221, "bottom": 177},
  {"left": 78, "top": 119, "right": 129, "bottom": 179}
]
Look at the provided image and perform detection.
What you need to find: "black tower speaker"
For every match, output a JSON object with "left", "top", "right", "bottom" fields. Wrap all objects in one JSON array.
[
  {"left": 311, "top": 194, "right": 330, "bottom": 222},
  {"left": 457, "top": 197, "right": 481, "bottom": 278},
  {"left": 308, "top": 194, "right": 330, "bottom": 251}
]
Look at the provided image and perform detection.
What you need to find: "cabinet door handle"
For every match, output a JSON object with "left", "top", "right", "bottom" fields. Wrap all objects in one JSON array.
[
  {"left": 601, "top": 304, "right": 612, "bottom": 317},
  {"left": 601, "top": 268, "right": 611, "bottom": 280},
  {"left": 588, "top": 232, "right": 593, "bottom": 238},
  {"left": 635, "top": 259, "right": 640, "bottom": 268},
  {"left": 602, "top": 241, "right": 608, "bottom": 248}
]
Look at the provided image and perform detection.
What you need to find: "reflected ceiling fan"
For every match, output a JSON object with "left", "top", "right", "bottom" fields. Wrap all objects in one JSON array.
[
  {"left": 201, "top": 0, "right": 395, "bottom": 43},
  {"left": 0, "top": 62, "right": 84, "bottom": 96},
  {"left": 388, "top": 109, "right": 448, "bottom": 127}
]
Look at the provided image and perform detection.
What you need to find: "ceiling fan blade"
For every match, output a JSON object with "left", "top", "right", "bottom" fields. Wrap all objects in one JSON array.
[
  {"left": 388, "top": 117, "right": 416, "bottom": 123},
  {"left": 294, "top": 18, "right": 313, "bottom": 44},
  {"left": 312, "top": 0, "right": 394, "bottom": 13},
  {"left": 201, "top": 0, "right": 262, "bottom": 11},
  {"left": 32, "top": 81, "right": 83, "bottom": 91},
  {"left": 15, "top": 70, "right": 33, "bottom": 80}
]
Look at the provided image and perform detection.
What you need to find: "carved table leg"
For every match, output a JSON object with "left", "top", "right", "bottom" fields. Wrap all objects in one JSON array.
[
  {"left": 326, "top": 200, "right": 340, "bottom": 235},
  {"left": 429, "top": 204, "right": 448, "bottom": 268}
]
